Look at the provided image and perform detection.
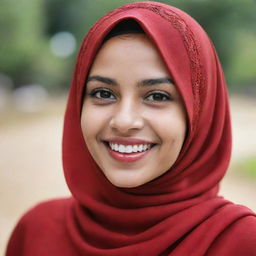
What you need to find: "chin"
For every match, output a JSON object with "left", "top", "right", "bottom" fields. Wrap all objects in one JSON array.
[{"left": 107, "top": 175, "right": 145, "bottom": 188}]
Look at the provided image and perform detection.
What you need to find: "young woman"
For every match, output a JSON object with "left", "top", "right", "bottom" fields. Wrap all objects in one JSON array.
[{"left": 6, "top": 2, "right": 256, "bottom": 255}]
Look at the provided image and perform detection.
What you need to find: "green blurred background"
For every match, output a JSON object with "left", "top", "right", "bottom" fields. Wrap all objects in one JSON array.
[{"left": 1, "top": 0, "right": 256, "bottom": 93}]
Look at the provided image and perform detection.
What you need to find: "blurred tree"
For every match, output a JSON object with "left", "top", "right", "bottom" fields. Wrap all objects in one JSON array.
[
  {"left": 0, "top": 0, "right": 73, "bottom": 90},
  {"left": 1, "top": 0, "right": 256, "bottom": 91},
  {"left": 0, "top": 0, "right": 45, "bottom": 87}
]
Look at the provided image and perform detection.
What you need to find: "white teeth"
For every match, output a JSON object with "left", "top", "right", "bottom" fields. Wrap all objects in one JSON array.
[
  {"left": 133, "top": 145, "right": 138, "bottom": 152},
  {"left": 108, "top": 142, "right": 152, "bottom": 154},
  {"left": 119, "top": 145, "right": 125, "bottom": 153},
  {"left": 126, "top": 145, "right": 133, "bottom": 153},
  {"left": 138, "top": 145, "right": 143, "bottom": 152}
]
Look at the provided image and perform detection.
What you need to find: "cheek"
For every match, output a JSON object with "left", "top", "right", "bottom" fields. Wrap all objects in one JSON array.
[
  {"left": 81, "top": 104, "right": 111, "bottom": 141},
  {"left": 81, "top": 105, "right": 98, "bottom": 141},
  {"left": 149, "top": 108, "right": 187, "bottom": 144}
]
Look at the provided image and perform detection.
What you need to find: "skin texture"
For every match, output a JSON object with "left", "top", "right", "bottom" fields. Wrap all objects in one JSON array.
[{"left": 81, "top": 34, "right": 187, "bottom": 188}]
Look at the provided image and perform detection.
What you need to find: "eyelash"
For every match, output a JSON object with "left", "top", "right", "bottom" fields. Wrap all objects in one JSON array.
[
  {"left": 89, "top": 88, "right": 116, "bottom": 101},
  {"left": 88, "top": 87, "right": 172, "bottom": 103},
  {"left": 145, "top": 91, "right": 171, "bottom": 102}
]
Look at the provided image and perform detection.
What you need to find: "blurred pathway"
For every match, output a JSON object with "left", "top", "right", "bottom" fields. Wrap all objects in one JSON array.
[
  {"left": 230, "top": 96, "right": 256, "bottom": 160},
  {"left": 1, "top": 95, "right": 256, "bottom": 254}
]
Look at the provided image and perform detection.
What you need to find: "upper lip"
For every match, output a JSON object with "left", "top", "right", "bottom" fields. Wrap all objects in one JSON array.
[{"left": 104, "top": 137, "right": 156, "bottom": 145}]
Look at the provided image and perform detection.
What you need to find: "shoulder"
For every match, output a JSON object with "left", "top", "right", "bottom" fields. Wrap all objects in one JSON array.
[
  {"left": 207, "top": 214, "right": 256, "bottom": 255},
  {"left": 13, "top": 197, "right": 74, "bottom": 234},
  {"left": 20, "top": 197, "right": 73, "bottom": 223},
  {"left": 6, "top": 197, "right": 74, "bottom": 255}
]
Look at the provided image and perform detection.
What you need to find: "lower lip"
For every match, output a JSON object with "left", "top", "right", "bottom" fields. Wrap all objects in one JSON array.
[{"left": 106, "top": 144, "right": 152, "bottom": 163}]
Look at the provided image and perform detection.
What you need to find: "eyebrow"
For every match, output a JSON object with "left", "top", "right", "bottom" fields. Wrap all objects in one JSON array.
[
  {"left": 87, "top": 75, "right": 118, "bottom": 86},
  {"left": 138, "top": 78, "right": 174, "bottom": 87},
  {"left": 86, "top": 75, "right": 174, "bottom": 87}
]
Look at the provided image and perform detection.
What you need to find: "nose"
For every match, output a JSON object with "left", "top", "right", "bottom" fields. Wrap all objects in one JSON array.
[{"left": 109, "top": 100, "right": 144, "bottom": 134}]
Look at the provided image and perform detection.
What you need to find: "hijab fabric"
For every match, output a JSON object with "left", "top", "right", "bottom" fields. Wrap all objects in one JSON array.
[{"left": 6, "top": 2, "right": 256, "bottom": 255}]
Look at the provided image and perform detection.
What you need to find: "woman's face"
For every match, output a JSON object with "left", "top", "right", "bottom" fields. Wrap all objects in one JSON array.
[{"left": 81, "top": 34, "right": 187, "bottom": 188}]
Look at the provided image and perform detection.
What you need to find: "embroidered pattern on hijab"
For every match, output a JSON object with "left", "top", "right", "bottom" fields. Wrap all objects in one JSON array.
[{"left": 6, "top": 1, "right": 256, "bottom": 256}]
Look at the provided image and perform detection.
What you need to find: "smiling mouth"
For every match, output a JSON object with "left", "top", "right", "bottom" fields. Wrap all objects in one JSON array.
[
  {"left": 103, "top": 141, "right": 156, "bottom": 162},
  {"left": 107, "top": 142, "right": 154, "bottom": 153}
]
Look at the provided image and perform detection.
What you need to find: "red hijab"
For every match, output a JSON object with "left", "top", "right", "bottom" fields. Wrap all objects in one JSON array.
[{"left": 6, "top": 2, "right": 256, "bottom": 256}]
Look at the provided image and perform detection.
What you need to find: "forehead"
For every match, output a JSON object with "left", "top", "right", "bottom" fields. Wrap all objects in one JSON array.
[
  {"left": 98, "top": 33, "right": 155, "bottom": 57},
  {"left": 89, "top": 34, "right": 170, "bottom": 78}
]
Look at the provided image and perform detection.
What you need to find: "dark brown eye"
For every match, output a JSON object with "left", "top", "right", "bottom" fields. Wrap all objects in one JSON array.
[
  {"left": 145, "top": 92, "right": 171, "bottom": 102},
  {"left": 90, "top": 88, "right": 116, "bottom": 100}
]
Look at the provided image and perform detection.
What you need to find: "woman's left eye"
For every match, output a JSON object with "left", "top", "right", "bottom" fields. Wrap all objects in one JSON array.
[{"left": 145, "top": 92, "right": 171, "bottom": 102}]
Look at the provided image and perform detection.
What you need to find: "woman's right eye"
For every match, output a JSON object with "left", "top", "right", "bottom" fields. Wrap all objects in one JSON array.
[{"left": 89, "top": 88, "right": 116, "bottom": 100}]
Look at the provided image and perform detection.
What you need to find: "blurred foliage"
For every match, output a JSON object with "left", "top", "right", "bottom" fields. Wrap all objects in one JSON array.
[
  {"left": 0, "top": 1, "right": 45, "bottom": 84},
  {"left": 0, "top": 0, "right": 69, "bottom": 91},
  {"left": 0, "top": 0, "right": 256, "bottom": 92}
]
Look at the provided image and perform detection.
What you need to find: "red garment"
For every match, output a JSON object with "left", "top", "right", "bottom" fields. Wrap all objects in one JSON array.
[{"left": 6, "top": 2, "right": 256, "bottom": 255}]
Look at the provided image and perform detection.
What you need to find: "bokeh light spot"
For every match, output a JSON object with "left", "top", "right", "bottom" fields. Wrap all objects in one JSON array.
[{"left": 50, "top": 31, "right": 76, "bottom": 58}]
